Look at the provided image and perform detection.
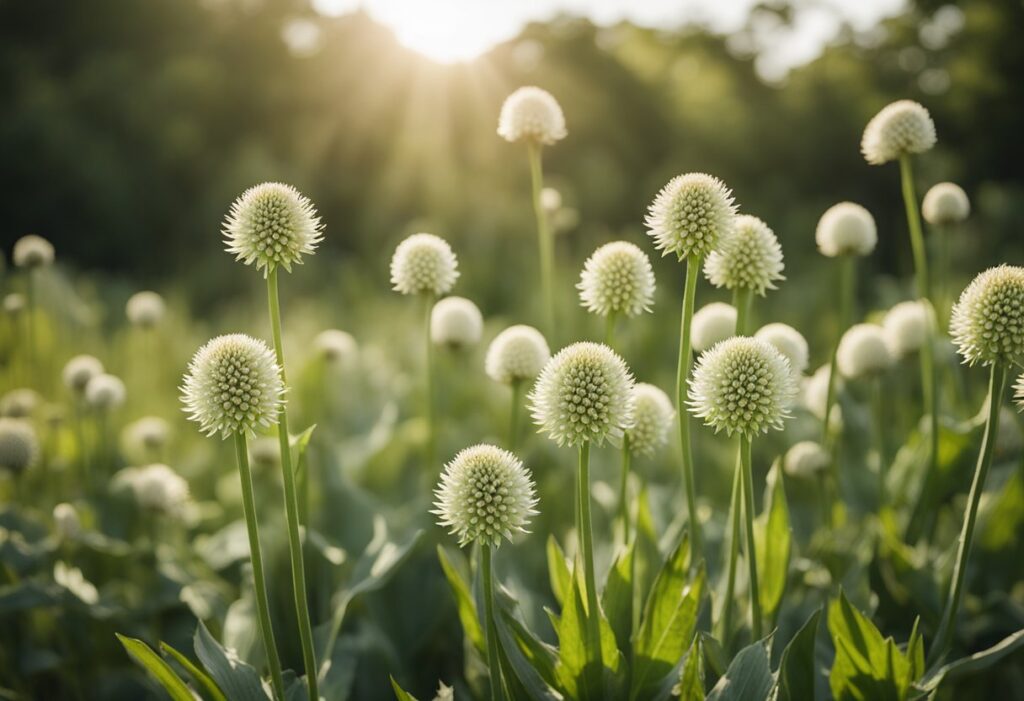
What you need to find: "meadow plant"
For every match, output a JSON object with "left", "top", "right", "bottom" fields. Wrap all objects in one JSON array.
[
  {"left": 883, "top": 300, "right": 931, "bottom": 358},
  {"left": 314, "top": 329, "right": 358, "bottom": 366},
  {"left": 12, "top": 234, "right": 54, "bottom": 371},
  {"left": 125, "top": 291, "right": 165, "bottom": 328},
  {"left": 485, "top": 324, "right": 550, "bottom": 449},
  {"left": 430, "top": 296, "right": 483, "bottom": 351},
  {"left": 577, "top": 241, "right": 656, "bottom": 344},
  {"left": 53, "top": 502, "right": 82, "bottom": 541},
  {"left": 923, "top": 182, "right": 970, "bottom": 324}
]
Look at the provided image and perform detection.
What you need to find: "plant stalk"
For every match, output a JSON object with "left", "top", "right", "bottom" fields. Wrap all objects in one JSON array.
[
  {"left": 676, "top": 255, "right": 703, "bottom": 562},
  {"left": 527, "top": 141, "right": 555, "bottom": 334},
  {"left": 740, "top": 436, "right": 763, "bottom": 640},
  {"left": 508, "top": 380, "right": 522, "bottom": 451},
  {"left": 719, "top": 449, "right": 743, "bottom": 645},
  {"left": 481, "top": 545, "right": 505, "bottom": 701},
  {"left": 424, "top": 294, "right": 437, "bottom": 469},
  {"left": 578, "top": 442, "right": 604, "bottom": 670},
  {"left": 619, "top": 437, "right": 632, "bottom": 544}
]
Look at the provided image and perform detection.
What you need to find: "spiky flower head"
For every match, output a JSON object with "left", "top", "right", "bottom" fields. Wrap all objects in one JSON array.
[
  {"left": 125, "top": 291, "right": 165, "bottom": 328},
  {"left": 692, "top": 302, "right": 737, "bottom": 353},
  {"left": 85, "top": 374, "right": 126, "bottom": 411},
  {"left": 314, "top": 329, "right": 358, "bottom": 365},
  {"left": 755, "top": 323, "right": 809, "bottom": 375},
  {"left": 131, "top": 464, "right": 190, "bottom": 518},
  {"left": 223, "top": 182, "right": 323, "bottom": 274},
  {"left": 922, "top": 182, "right": 970, "bottom": 226},
  {"left": 181, "top": 334, "right": 284, "bottom": 438},
  {"left": 3, "top": 293, "right": 25, "bottom": 315},
  {"left": 646, "top": 173, "right": 737, "bottom": 261},
  {"left": 13, "top": 234, "right": 54, "bottom": 269},
  {"left": 0, "top": 418, "right": 38, "bottom": 473},
  {"left": 1, "top": 388, "right": 40, "bottom": 418},
  {"left": 390, "top": 233, "right": 459, "bottom": 297},
  {"left": 432, "top": 444, "right": 538, "bottom": 547},
  {"left": 1015, "top": 374, "right": 1024, "bottom": 413},
  {"left": 121, "top": 416, "right": 171, "bottom": 462},
  {"left": 837, "top": 324, "right": 893, "bottom": 379},
  {"left": 688, "top": 337, "right": 797, "bottom": 437},
  {"left": 431, "top": 296, "right": 483, "bottom": 350},
  {"left": 626, "top": 383, "right": 674, "bottom": 457},
  {"left": 485, "top": 325, "right": 550, "bottom": 385},
  {"left": 861, "top": 100, "right": 937, "bottom": 165},
  {"left": 951, "top": 265, "right": 1024, "bottom": 366},
  {"left": 784, "top": 441, "right": 830, "bottom": 479},
  {"left": 530, "top": 342, "right": 635, "bottom": 447},
  {"left": 53, "top": 502, "right": 82, "bottom": 540},
  {"left": 704, "top": 215, "right": 784, "bottom": 296},
  {"left": 62, "top": 355, "right": 104, "bottom": 396},
  {"left": 816, "top": 202, "right": 877, "bottom": 257},
  {"left": 497, "top": 86, "right": 567, "bottom": 145},
  {"left": 883, "top": 300, "right": 931, "bottom": 358},
  {"left": 578, "top": 241, "right": 656, "bottom": 318}
]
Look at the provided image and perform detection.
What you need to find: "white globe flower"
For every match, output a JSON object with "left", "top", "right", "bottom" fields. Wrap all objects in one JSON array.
[
  {"left": 646, "top": 173, "right": 738, "bottom": 261},
  {"left": 431, "top": 296, "right": 483, "bottom": 350},
  {"left": 85, "top": 374, "right": 126, "bottom": 411},
  {"left": 223, "top": 182, "right": 323, "bottom": 274},
  {"left": 950, "top": 265, "right": 1024, "bottom": 366},
  {"left": 485, "top": 325, "right": 550, "bottom": 385},
  {"left": 704, "top": 215, "right": 784, "bottom": 296},
  {"left": 837, "top": 324, "right": 893, "bottom": 379},
  {"left": 125, "top": 291, "right": 166, "bottom": 328},
  {"left": 883, "top": 301, "right": 931, "bottom": 358},
  {"left": 497, "top": 87, "right": 567, "bottom": 145},
  {"left": 63, "top": 355, "right": 104, "bottom": 396},
  {"left": 861, "top": 99, "right": 937, "bottom": 165},
  {"left": 0, "top": 418, "right": 39, "bottom": 473},
  {"left": 131, "top": 464, "right": 190, "bottom": 518},
  {"left": 13, "top": 234, "right": 55, "bottom": 269},
  {"left": 314, "top": 329, "right": 358, "bottom": 365},
  {"left": 626, "top": 383, "right": 674, "bottom": 457},
  {"left": 922, "top": 182, "right": 969, "bottom": 226},
  {"left": 390, "top": 233, "right": 459, "bottom": 297},
  {"left": 784, "top": 441, "right": 831, "bottom": 478},
  {"left": 755, "top": 323, "right": 809, "bottom": 375},
  {"left": 577, "top": 241, "right": 656, "bottom": 318},
  {"left": 692, "top": 302, "right": 737, "bottom": 353},
  {"left": 53, "top": 503, "right": 82, "bottom": 540},
  {"left": 816, "top": 202, "right": 877, "bottom": 257}
]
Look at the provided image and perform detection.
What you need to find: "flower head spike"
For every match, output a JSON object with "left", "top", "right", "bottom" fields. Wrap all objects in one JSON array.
[
  {"left": 950, "top": 265, "right": 1024, "bottom": 366},
  {"left": 497, "top": 87, "right": 567, "bottom": 145},
  {"left": 223, "top": 182, "right": 323, "bottom": 274},
  {"left": 755, "top": 323, "right": 809, "bottom": 375},
  {"left": 837, "top": 324, "right": 893, "bottom": 379},
  {"left": 126, "top": 291, "right": 165, "bottom": 328},
  {"left": 688, "top": 336, "right": 797, "bottom": 437},
  {"left": 626, "top": 383, "right": 674, "bottom": 457},
  {"left": 883, "top": 300, "right": 931, "bottom": 358},
  {"left": 692, "top": 302, "right": 737, "bottom": 353},
  {"left": 432, "top": 444, "right": 538, "bottom": 547},
  {"left": 0, "top": 418, "right": 38, "bottom": 473},
  {"left": 530, "top": 342, "right": 635, "bottom": 447},
  {"left": 861, "top": 99, "right": 937, "bottom": 165},
  {"left": 62, "top": 355, "right": 104, "bottom": 396},
  {"left": 784, "top": 441, "right": 830, "bottom": 479},
  {"left": 85, "top": 374, "right": 126, "bottom": 411},
  {"left": 1015, "top": 374, "right": 1024, "bottom": 412},
  {"left": 13, "top": 234, "right": 54, "bottom": 269},
  {"left": 431, "top": 296, "right": 483, "bottom": 350},
  {"left": 485, "top": 325, "right": 550, "bottom": 385},
  {"left": 816, "top": 202, "right": 877, "bottom": 257},
  {"left": 390, "top": 233, "right": 459, "bottom": 297},
  {"left": 646, "top": 173, "right": 737, "bottom": 260},
  {"left": 704, "top": 215, "right": 784, "bottom": 296},
  {"left": 181, "top": 334, "right": 284, "bottom": 438},
  {"left": 314, "top": 329, "right": 358, "bottom": 365},
  {"left": 922, "top": 182, "right": 970, "bottom": 226},
  {"left": 578, "top": 241, "right": 656, "bottom": 318}
]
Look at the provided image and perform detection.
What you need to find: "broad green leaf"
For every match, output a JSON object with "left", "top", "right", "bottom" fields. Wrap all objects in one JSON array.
[
  {"left": 390, "top": 677, "right": 419, "bottom": 701},
  {"left": 602, "top": 541, "right": 635, "bottom": 655},
  {"left": 436, "top": 545, "right": 485, "bottom": 653},
  {"left": 161, "top": 641, "right": 227, "bottom": 701},
  {"left": 117, "top": 634, "right": 195, "bottom": 701},
  {"left": 914, "top": 627, "right": 1024, "bottom": 695},
  {"left": 754, "top": 461, "right": 790, "bottom": 625},
  {"left": 546, "top": 535, "right": 570, "bottom": 606},
  {"left": 194, "top": 621, "right": 269, "bottom": 701},
  {"left": 554, "top": 564, "right": 621, "bottom": 701},
  {"left": 493, "top": 606, "right": 562, "bottom": 700},
  {"left": 828, "top": 591, "right": 908, "bottom": 701},
  {"left": 699, "top": 633, "right": 727, "bottom": 679},
  {"left": 776, "top": 608, "right": 820, "bottom": 701},
  {"left": 633, "top": 487, "right": 661, "bottom": 612},
  {"left": 674, "top": 638, "right": 705, "bottom": 701},
  {"left": 706, "top": 638, "right": 774, "bottom": 701}
]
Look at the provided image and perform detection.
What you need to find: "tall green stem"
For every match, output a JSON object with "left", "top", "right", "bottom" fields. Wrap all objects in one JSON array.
[
  {"left": 577, "top": 442, "right": 604, "bottom": 670},
  {"left": 424, "top": 294, "right": 437, "bottom": 468},
  {"left": 508, "top": 381, "right": 522, "bottom": 451},
  {"left": 823, "top": 255, "right": 855, "bottom": 445},
  {"left": 676, "top": 255, "right": 702, "bottom": 561},
  {"left": 929, "top": 362, "right": 1006, "bottom": 667},
  {"left": 619, "top": 437, "right": 632, "bottom": 544},
  {"left": 233, "top": 433, "right": 286, "bottom": 701},
  {"left": 604, "top": 312, "right": 617, "bottom": 347},
  {"left": 719, "top": 449, "right": 743, "bottom": 645},
  {"left": 740, "top": 437, "right": 762, "bottom": 640},
  {"left": 872, "top": 375, "right": 888, "bottom": 506},
  {"left": 266, "top": 269, "right": 319, "bottom": 701},
  {"left": 732, "top": 288, "right": 752, "bottom": 336},
  {"left": 527, "top": 141, "right": 555, "bottom": 334},
  {"left": 25, "top": 270, "right": 37, "bottom": 382},
  {"left": 481, "top": 545, "right": 505, "bottom": 701}
]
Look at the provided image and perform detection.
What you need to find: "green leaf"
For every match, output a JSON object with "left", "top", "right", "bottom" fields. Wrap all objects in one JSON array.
[
  {"left": 706, "top": 638, "right": 774, "bottom": 701},
  {"left": 828, "top": 591, "right": 908, "bottom": 701},
  {"left": 436, "top": 545, "right": 484, "bottom": 653},
  {"left": 161, "top": 641, "right": 227, "bottom": 701},
  {"left": 754, "top": 461, "right": 791, "bottom": 625},
  {"left": 602, "top": 541, "right": 635, "bottom": 655},
  {"left": 117, "top": 634, "right": 195, "bottom": 701},
  {"left": 699, "top": 633, "right": 727, "bottom": 680},
  {"left": 493, "top": 606, "right": 562, "bottom": 700},
  {"left": 674, "top": 638, "right": 705, "bottom": 701},
  {"left": 546, "top": 535, "right": 571, "bottom": 607},
  {"left": 915, "top": 627, "right": 1024, "bottom": 694},
  {"left": 554, "top": 564, "right": 621, "bottom": 701},
  {"left": 390, "top": 676, "right": 419, "bottom": 701},
  {"left": 194, "top": 621, "right": 269, "bottom": 701},
  {"left": 776, "top": 608, "right": 820, "bottom": 701},
  {"left": 633, "top": 487, "right": 661, "bottom": 612}
]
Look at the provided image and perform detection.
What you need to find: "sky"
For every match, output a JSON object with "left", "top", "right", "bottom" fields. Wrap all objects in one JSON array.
[{"left": 310, "top": 0, "right": 908, "bottom": 78}]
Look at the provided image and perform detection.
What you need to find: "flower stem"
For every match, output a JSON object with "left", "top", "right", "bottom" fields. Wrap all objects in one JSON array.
[
  {"left": 619, "top": 437, "right": 632, "bottom": 544},
  {"left": 872, "top": 375, "right": 888, "bottom": 507},
  {"left": 424, "top": 294, "right": 437, "bottom": 469},
  {"left": 732, "top": 287, "right": 752, "bottom": 336},
  {"left": 719, "top": 448, "right": 743, "bottom": 646},
  {"left": 604, "top": 312, "right": 617, "bottom": 347},
  {"left": 233, "top": 432, "right": 286, "bottom": 701},
  {"left": 481, "top": 545, "right": 505, "bottom": 701},
  {"left": 528, "top": 141, "right": 555, "bottom": 334},
  {"left": 928, "top": 362, "right": 1006, "bottom": 668},
  {"left": 823, "top": 255, "right": 855, "bottom": 444},
  {"left": 578, "top": 442, "right": 604, "bottom": 670},
  {"left": 676, "top": 255, "right": 703, "bottom": 562},
  {"left": 740, "top": 436, "right": 762, "bottom": 640},
  {"left": 508, "top": 381, "right": 522, "bottom": 451},
  {"left": 266, "top": 268, "right": 319, "bottom": 701}
]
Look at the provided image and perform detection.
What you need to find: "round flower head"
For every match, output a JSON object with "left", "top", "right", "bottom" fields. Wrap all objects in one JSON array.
[
  {"left": 0, "top": 418, "right": 38, "bottom": 473},
  {"left": 314, "top": 329, "right": 358, "bottom": 365},
  {"left": 181, "top": 334, "right": 285, "bottom": 438},
  {"left": 432, "top": 444, "right": 538, "bottom": 547},
  {"left": 688, "top": 336, "right": 797, "bottom": 437},
  {"left": 13, "top": 234, "right": 55, "bottom": 269},
  {"left": 121, "top": 416, "right": 171, "bottom": 462},
  {"left": 1, "top": 388, "right": 40, "bottom": 418},
  {"left": 390, "top": 233, "right": 459, "bottom": 297},
  {"left": 1015, "top": 374, "right": 1024, "bottom": 413},
  {"left": 530, "top": 341, "right": 635, "bottom": 447},
  {"left": 883, "top": 300, "right": 931, "bottom": 358},
  {"left": 816, "top": 202, "right": 877, "bottom": 257},
  {"left": 692, "top": 302, "right": 737, "bottom": 353},
  {"left": 922, "top": 182, "right": 970, "bottom": 226},
  {"left": 223, "top": 182, "right": 323, "bottom": 274},
  {"left": 837, "top": 324, "right": 893, "bottom": 379},
  {"left": 497, "top": 86, "right": 567, "bottom": 145},
  {"left": 755, "top": 323, "right": 809, "bottom": 375},
  {"left": 540, "top": 187, "right": 562, "bottom": 213},
  {"left": 485, "top": 325, "right": 550, "bottom": 385},
  {"left": 626, "top": 383, "right": 675, "bottom": 457},
  {"left": 132, "top": 464, "right": 190, "bottom": 517},
  {"left": 951, "top": 265, "right": 1024, "bottom": 366},
  {"left": 53, "top": 502, "right": 82, "bottom": 540},
  {"left": 431, "top": 296, "right": 483, "bottom": 350},
  {"left": 125, "top": 291, "right": 165, "bottom": 328},
  {"left": 784, "top": 441, "right": 830, "bottom": 479},
  {"left": 861, "top": 99, "right": 937, "bottom": 165},
  {"left": 85, "top": 374, "right": 126, "bottom": 411},
  {"left": 4, "top": 293, "right": 25, "bottom": 315},
  {"left": 704, "top": 215, "right": 784, "bottom": 296},
  {"left": 646, "top": 173, "right": 737, "bottom": 260},
  {"left": 250, "top": 436, "right": 281, "bottom": 471},
  {"left": 802, "top": 364, "right": 843, "bottom": 423},
  {"left": 62, "top": 355, "right": 104, "bottom": 396},
  {"left": 577, "top": 241, "right": 656, "bottom": 318}
]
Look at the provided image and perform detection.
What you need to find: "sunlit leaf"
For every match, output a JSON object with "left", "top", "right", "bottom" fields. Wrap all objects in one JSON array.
[
  {"left": 194, "top": 621, "right": 269, "bottom": 701},
  {"left": 674, "top": 638, "right": 705, "bottom": 701},
  {"left": 706, "top": 637, "right": 774, "bottom": 701},
  {"left": 547, "top": 535, "right": 571, "bottom": 607},
  {"left": 436, "top": 545, "right": 484, "bottom": 653},
  {"left": 754, "top": 460, "right": 790, "bottom": 625},
  {"left": 117, "top": 634, "right": 195, "bottom": 701},
  {"left": 776, "top": 608, "right": 820, "bottom": 701},
  {"left": 161, "top": 641, "right": 227, "bottom": 701}
]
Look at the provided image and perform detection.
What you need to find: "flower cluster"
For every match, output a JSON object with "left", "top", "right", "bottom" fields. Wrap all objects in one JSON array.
[
  {"left": 0, "top": 418, "right": 38, "bottom": 473},
  {"left": 431, "top": 296, "right": 483, "bottom": 349},
  {"left": 922, "top": 182, "right": 970, "bottom": 226},
  {"left": 625, "top": 383, "right": 674, "bottom": 456},
  {"left": 126, "top": 291, "right": 166, "bottom": 328},
  {"left": 755, "top": 323, "right": 809, "bottom": 375},
  {"left": 816, "top": 202, "right": 877, "bottom": 257},
  {"left": 704, "top": 215, "right": 784, "bottom": 296},
  {"left": 692, "top": 302, "right": 737, "bottom": 353},
  {"left": 837, "top": 324, "right": 893, "bottom": 379}
]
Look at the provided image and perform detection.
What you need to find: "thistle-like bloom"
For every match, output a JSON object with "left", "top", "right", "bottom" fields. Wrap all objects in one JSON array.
[
  {"left": 63, "top": 355, "right": 104, "bottom": 396},
  {"left": 784, "top": 441, "right": 830, "bottom": 479},
  {"left": 131, "top": 463, "right": 190, "bottom": 518},
  {"left": 704, "top": 215, "right": 784, "bottom": 296},
  {"left": 626, "top": 383, "right": 674, "bottom": 457},
  {"left": 1015, "top": 374, "right": 1024, "bottom": 412},
  {"left": 816, "top": 202, "right": 877, "bottom": 257},
  {"left": 126, "top": 291, "right": 165, "bottom": 328},
  {"left": 223, "top": 182, "right": 323, "bottom": 274},
  {"left": 0, "top": 418, "right": 38, "bottom": 473},
  {"left": 431, "top": 296, "right": 483, "bottom": 349},
  {"left": 390, "top": 233, "right": 459, "bottom": 297},
  {"left": 13, "top": 234, "right": 55, "bottom": 269},
  {"left": 181, "top": 334, "right": 284, "bottom": 438},
  {"left": 530, "top": 342, "right": 635, "bottom": 447},
  {"left": 314, "top": 329, "right": 358, "bottom": 365},
  {"left": 883, "top": 300, "right": 931, "bottom": 358},
  {"left": 861, "top": 99, "right": 937, "bottom": 165},
  {"left": 432, "top": 444, "right": 538, "bottom": 547},
  {"left": 755, "top": 323, "right": 809, "bottom": 375},
  {"left": 485, "top": 325, "right": 550, "bottom": 385},
  {"left": 497, "top": 87, "right": 567, "bottom": 145},
  {"left": 950, "top": 265, "right": 1024, "bottom": 366},
  {"left": 85, "top": 374, "right": 126, "bottom": 411},
  {"left": 692, "top": 302, "right": 737, "bottom": 353},
  {"left": 1, "top": 389, "right": 40, "bottom": 418},
  {"left": 121, "top": 417, "right": 170, "bottom": 461},
  {"left": 922, "top": 182, "right": 970, "bottom": 226},
  {"left": 646, "top": 173, "right": 737, "bottom": 261},
  {"left": 688, "top": 337, "right": 797, "bottom": 436},
  {"left": 577, "top": 241, "right": 656, "bottom": 318},
  {"left": 53, "top": 502, "right": 82, "bottom": 540},
  {"left": 837, "top": 324, "right": 893, "bottom": 379}
]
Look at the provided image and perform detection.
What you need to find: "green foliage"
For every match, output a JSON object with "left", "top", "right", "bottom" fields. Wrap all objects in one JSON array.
[
  {"left": 706, "top": 638, "right": 774, "bottom": 701},
  {"left": 754, "top": 460, "right": 791, "bottom": 626},
  {"left": 776, "top": 609, "right": 821, "bottom": 701},
  {"left": 116, "top": 634, "right": 196, "bottom": 701}
]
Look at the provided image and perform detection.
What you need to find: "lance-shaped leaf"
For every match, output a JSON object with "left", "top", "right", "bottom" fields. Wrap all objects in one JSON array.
[
  {"left": 828, "top": 591, "right": 910, "bottom": 701},
  {"left": 776, "top": 608, "right": 820, "bottom": 701},
  {"left": 552, "top": 564, "right": 621, "bottom": 700},
  {"left": 674, "top": 637, "right": 705, "bottom": 701},
  {"left": 602, "top": 541, "right": 635, "bottom": 655},
  {"left": 436, "top": 545, "right": 485, "bottom": 653},
  {"left": 754, "top": 461, "right": 791, "bottom": 626},
  {"left": 194, "top": 621, "right": 269, "bottom": 701},
  {"left": 117, "top": 634, "right": 195, "bottom": 701},
  {"left": 914, "top": 627, "right": 1024, "bottom": 696},
  {"left": 706, "top": 637, "right": 774, "bottom": 701},
  {"left": 547, "top": 536, "right": 571, "bottom": 607}
]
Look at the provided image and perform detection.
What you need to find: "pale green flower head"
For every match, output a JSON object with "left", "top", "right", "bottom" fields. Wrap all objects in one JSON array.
[
  {"left": 1015, "top": 374, "right": 1024, "bottom": 413},
  {"left": 53, "top": 503, "right": 82, "bottom": 540},
  {"left": 883, "top": 300, "right": 931, "bottom": 358},
  {"left": 692, "top": 302, "right": 737, "bottom": 353},
  {"left": 578, "top": 241, "right": 656, "bottom": 318},
  {"left": 922, "top": 182, "right": 970, "bottom": 226},
  {"left": 704, "top": 214, "right": 784, "bottom": 296},
  {"left": 314, "top": 329, "right": 358, "bottom": 365},
  {"left": 0, "top": 418, "right": 38, "bottom": 473},
  {"left": 62, "top": 355, "right": 104, "bottom": 396},
  {"left": 13, "top": 234, "right": 54, "bottom": 269},
  {"left": 816, "top": 202, "right": 877, "bottom": 257},
  {"left": 126, "top": 291, "right": 165, "bottom": 328},
  {"left": 121, "top": 416, "right": 171, "bottom": 462},
  {"left": 223, "top": 182, "right": 323, "bottom": 275},
  {"left": 432, "top": 444, "right": 538, "bottom": 547},
  {"left": 390, "top": 233, "right": 459, "bottom": 297},
  {"left": 485, "top": 325, "right": 550, "bottom": 385},
  {"left": 646, "top": 173, "right": 737, "bottom": 261},
  {"left": 1, "top": 388, "right": 40, "bottom": 418},
  {"left": 131, "top": 463, "right": 190, "bottom": 518},
  {"left": 498, "top": 86, "right": 567, "bottom": 145},
  {"left": 861, "top": 99, "right": 936, "bottom": 165},
  {"left": 431, "top": 296, "right": 483, "bottom": 350},
  {"left": 755, "top": 323, "right": 809, "bottom": 375},
  {"left": 626, "top": 383, "right": 674, "bottom": 457},
  {"left": 85, "top": 374, "right": 126, "bottom": 411},
  {"left": 837, "top": 324, "right": 893, "bottom": 379},
  {"left": 784, "top": 441, "right": 830, "bottom": 479},
  {"left": 951, "top": 265, "right": 1024, "bottom": 366}
]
